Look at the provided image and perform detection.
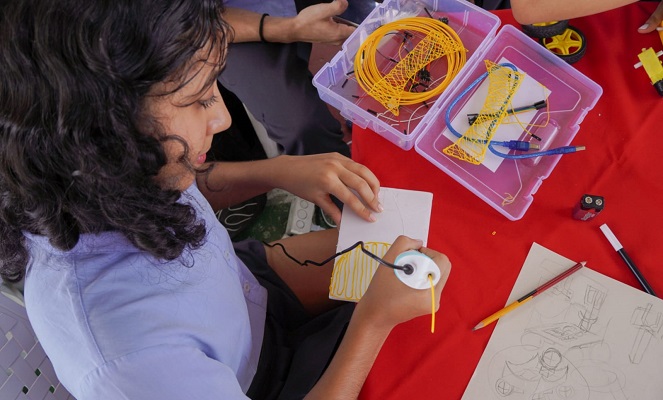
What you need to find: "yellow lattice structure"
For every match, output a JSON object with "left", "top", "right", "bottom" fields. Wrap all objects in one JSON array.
[
  {"left": 443, "top": 61, "right": 524, "bottom": 164},
  {"left": 329, "top": 242, "right": 390, "bottom": 302},
  {"left": 354, "top": 17, "right": 466, "bottom": 116}
]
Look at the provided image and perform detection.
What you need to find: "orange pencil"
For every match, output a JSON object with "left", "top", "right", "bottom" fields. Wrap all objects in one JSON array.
[{"left": 472, "top": 261, "right": 585, "bottom": 331}]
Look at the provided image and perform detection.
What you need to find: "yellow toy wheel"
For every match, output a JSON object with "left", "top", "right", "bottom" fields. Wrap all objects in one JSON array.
[
  {"left": 521, "top": 20, "right": 569, "bottom": 38},
  {"left": 540, "top": 26, "right": 587, "bottom": 64}
]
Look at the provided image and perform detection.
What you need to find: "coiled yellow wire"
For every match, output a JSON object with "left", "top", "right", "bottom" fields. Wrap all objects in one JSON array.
[{"left": 354, "top": 17, "right": 467, "bottom": 115}]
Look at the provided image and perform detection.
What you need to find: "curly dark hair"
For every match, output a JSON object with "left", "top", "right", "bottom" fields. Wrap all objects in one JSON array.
[{"left": 0, "top": 0, "right": 231, "bottom": 282}]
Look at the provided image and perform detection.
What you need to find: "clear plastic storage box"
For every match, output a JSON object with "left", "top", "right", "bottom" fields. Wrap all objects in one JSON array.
[
  {"left": 414, "top": 25, "right": 602, "bottom": 220},
  {"left": 312, "top": 0, "right": 500, "bottom": 150}
]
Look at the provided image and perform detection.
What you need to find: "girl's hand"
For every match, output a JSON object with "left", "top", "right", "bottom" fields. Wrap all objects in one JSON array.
[
  {"left": 274, "top": 153, "right": 382, "bottom": 224},
  {"left": 356, "top": 236, "right": 452, "bottom": 330}
]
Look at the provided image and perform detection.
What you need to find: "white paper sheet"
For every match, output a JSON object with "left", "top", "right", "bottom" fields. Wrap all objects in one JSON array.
[
  {"left": 462, "top": 243, "right": 663, "bottom": 400},
  {"left": 329, "top": 187, "right": 433, "bottom": 301}
]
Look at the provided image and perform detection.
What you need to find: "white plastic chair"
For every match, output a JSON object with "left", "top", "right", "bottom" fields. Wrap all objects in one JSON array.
[{"left": 0, "top": 285, "right": 75, "bottom": 400}]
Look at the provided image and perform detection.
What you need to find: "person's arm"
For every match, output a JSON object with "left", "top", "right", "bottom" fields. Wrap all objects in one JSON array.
[
  {"left": 511, "top": 0, "right": 638, "bottom": 25},
  {"left": 196, "top": 153, "right": 381, "bottom": 224},
  {"left": 305, "top": 236, "right": 452, "bottom": 399},
  {"left": 304, "top": 304, "right": 391, "bottom": 399},
  {"left": 223, "top": 0, "right": 355, "bottom": 44}
]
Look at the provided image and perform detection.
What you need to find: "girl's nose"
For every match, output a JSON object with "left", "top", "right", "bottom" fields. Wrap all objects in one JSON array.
[{"left": 208, "top": 87, "right": 231, "bottom": 135}]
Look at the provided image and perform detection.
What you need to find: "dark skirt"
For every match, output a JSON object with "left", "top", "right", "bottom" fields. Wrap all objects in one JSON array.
[{"left": 234, "top": 239, "right": 355, "bottom": 400}]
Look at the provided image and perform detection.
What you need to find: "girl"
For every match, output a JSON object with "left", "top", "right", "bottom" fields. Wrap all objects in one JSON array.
[{"left": 0, "top": 0, "right": 451, "bottom": 399}]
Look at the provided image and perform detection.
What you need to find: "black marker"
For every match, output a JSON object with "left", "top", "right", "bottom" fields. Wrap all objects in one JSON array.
[{"left": 600, "top": 223, "right": 657, "bottom": 297}]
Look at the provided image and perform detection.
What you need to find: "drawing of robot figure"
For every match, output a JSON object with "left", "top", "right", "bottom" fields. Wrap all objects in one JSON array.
[
  {"left": 629, "top": 303, "right": 663, "bottom": 364},
  {"left": 486, "top": 271, "right": 637, "bottom": 399}
]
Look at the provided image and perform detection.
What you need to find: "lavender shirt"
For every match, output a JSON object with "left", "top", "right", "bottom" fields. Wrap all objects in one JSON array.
[{"left": 24, "top": 184, "right": 267, "bottom": 399}]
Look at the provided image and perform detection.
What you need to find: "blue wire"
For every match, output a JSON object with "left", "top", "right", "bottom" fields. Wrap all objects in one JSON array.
[
  {"left": 488, "top": 144, "right": 582, "bottom": 159},
  {"left": 444, "top": 63, "right": 582, "bottom": 159}
]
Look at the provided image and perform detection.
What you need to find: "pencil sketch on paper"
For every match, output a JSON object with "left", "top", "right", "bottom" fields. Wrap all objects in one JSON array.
[
  {"left": 462, "top": 243, "right": 663, "bottom": 400},
  {"left": 329, "top": 187, "right": 432, "bottom": 302},
  {"left": 629, "top": 303, "right": 663, "bottom": 364}
]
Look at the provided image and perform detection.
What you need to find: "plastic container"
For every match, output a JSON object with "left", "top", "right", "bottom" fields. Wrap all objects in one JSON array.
[
  {"left": 414, "top": 25, "right": 602, "bottom": 220},
  {"left": 312, "top": 0, "right": 500, "bottom": 150}
]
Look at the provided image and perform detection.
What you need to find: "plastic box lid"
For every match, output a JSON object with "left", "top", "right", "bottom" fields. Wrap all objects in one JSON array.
[
  {"left": 414, "top": 25, "right": 603, "bottom": 220},
  {"left": 312, "top": 0, "right": 500, "bottom": 150}
]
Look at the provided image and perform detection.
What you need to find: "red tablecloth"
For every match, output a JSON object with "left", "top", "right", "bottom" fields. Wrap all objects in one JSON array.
[{"left": 354, "top": 3, "right": 663, "bottom": 399}]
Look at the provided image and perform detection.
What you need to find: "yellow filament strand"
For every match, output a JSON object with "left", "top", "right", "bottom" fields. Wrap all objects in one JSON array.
[
  {"left": 442, "top": 60, "right": 524, "bottom": 165},
  {"left": 429, "top": 274, "right": 435, "bottom": 333}
]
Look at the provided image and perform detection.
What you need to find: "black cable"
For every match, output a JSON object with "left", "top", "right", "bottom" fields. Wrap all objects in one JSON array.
[{"left": 263, "top": 240, "right": 414, "bottom": 274}]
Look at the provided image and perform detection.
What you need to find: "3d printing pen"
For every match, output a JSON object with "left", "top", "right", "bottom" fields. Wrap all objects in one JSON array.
[{"left": 393, "top": 250, "right": 441, "bottom": 289}]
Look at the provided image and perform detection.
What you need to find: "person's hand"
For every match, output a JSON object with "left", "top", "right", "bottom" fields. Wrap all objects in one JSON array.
[
  {"left": 274, "top": 153, "right": 381, "bottom": 224},
  {"left": 355, "top": 236, "right": 452, "bottom": 330},
  {"left": 290, "top": 0, "right": 356, "bottom": 44},
  {"left": 638, "top": 0, "right": 663, "bottom": 33}
]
